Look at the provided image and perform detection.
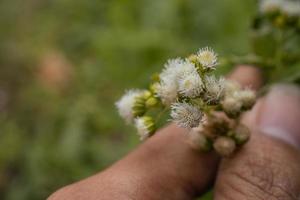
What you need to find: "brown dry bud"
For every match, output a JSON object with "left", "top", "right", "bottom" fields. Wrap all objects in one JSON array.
[
  {"left": 222, "top": 97, "right": 242, "bottom": 118},
  {"left": 233, "top": 124, "right": 251, "bottom": 145},
  {"left": 202, "top": 115, "right": 230, "bottom": 138},
  {"left": 213, "top": 136, "right": 236, "bottom": 157},
  {"left": 188, "top": 127, "right": 212, "bottom": 152}
]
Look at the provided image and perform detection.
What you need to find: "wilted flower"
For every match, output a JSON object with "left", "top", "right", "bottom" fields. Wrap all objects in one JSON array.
[
  {"left": 116, "top": 90, "right": 145, "bottom": 123},
  {"left": 170, "top": 102, "right": 203, "bottom": 128},
  {"left": 134, "top": 116, "right": 156, "bottom": 141},
  {"left": 197, "top": 47, "right": 218, "bottom": 69}
]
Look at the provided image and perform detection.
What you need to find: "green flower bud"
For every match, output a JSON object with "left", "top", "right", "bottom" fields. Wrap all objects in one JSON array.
[
  {"left": 150, "top": 83, "right": 159, "bottom": 94},
  {"left": 145, "top": 97, "right": 159, "bottom": 108},
  {"left": 151, "top": 73, "right": 160, "bottom": 82},
  {"left": 187, "top": 54, "right": 198, "bottom": 64},
  {"left": 143, "top": 90, "right": 152, "bottom": 99},
  {"left": 132, "top": 90, "right": 156, "bottom": 117},
  {"left": 142, "top": 116, "right": 156, "bottom": 134},
  {"left": 273, "top": 14, "right": 286, "bottom": 28},
  {"left": 132, "top": 95, "right": 146, "bottom": 117}
]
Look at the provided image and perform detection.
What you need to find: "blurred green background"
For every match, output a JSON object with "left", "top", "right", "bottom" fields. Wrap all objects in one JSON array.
[{"left": 0, "top": 0, "right": 257, "bottom": 199}]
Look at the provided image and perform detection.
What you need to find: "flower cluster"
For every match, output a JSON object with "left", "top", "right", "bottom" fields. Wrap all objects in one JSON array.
[{"left": 116, "top": 47, "right": 256, "bottom": 156}]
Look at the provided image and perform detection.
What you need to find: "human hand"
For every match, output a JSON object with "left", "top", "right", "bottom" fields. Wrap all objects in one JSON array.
[{"left": 49, "top": 66, "right": 300, "bottom": 200}]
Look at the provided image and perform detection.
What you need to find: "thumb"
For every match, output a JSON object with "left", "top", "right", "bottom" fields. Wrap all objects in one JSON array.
[{"left": 215, "top": 84, "right": 300, "bottom": 199}]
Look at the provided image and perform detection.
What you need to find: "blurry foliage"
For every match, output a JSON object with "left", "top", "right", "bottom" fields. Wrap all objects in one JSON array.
[{"left": 0, "top": 0, "right": 256, "bottom": 199}]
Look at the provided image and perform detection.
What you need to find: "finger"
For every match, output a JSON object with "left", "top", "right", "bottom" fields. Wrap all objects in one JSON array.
[
  {"left": 228, "top": 65, "right": 263, "bottom": 90},
  {"left": 48, "top": 65, "right": 263, "bottom": 200},
  {"left": 49, "top": 126, "right": 219, "bottom": 200},
  {"left": 215, "top": 84, "right": 300, "bottom": 199}
]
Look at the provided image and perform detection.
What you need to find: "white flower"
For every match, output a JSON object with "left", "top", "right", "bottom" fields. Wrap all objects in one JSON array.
[
  {"left": 260, "top": 0, "right": 300, "bottom": 16},
  {"left": 197, "top": 47, "right": 218, "bottom": 69},
  {"left": 178, "top": 72, "right": 203, "bottom": 98},
  {"left": 156, "top": 81, "right": 178, "bottom": 106},
  {"left": 282, "top": 1, "right": 300, "bottom": 16},
  {"left": 170, "top": 102, "right": 203, "bottom": 128},
  {"left": 156, "top": 58, "right": 198, "bottom": 105},
  {"left": 134, "top": 116, "right": 155, "bottom": 141},
  {"left": 260, "top": 0, "right": 283, "bottom": 13},
  {"left": 115, "top": 90, "right": 144, "bottom": 123},
  {"left": 204, "top": 76, "right": 225, "bottom": 104}
]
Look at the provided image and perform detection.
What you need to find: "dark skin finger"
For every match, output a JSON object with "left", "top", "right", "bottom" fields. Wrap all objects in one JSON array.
[{"left": 215, "top": 84, "right": 300, "bottom": 199}]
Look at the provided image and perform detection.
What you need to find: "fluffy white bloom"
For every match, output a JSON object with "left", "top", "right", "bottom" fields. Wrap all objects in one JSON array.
[
  {"left": 204, "top": 76, "right": 225, "bottom": 103},
  {"left": 156, "top": 58, "right": 198, "bottom": 105},
  {"left": 156, "top": 81, "right": 178, "bottom": 106},
  {"left": 260, "top": 0, "right": 300, "bottom": 16},
  {"left": 134, "top": 117, "right": 154, "bottom": 141},
  {"left": 178, "top": 73, "right": 203, "bottom": 98},
  {"left": 260, "top": 0, "right": 283, "bottom": 13},
  {"left": 115, "top": 90, "right": 144, "bottom": 123},
  {"left": 170, "top": 102, "right": 203, "bottom": 128},
  {"left": 159, "top": 58, "right": 197, "bottom": 80},
  {"left": 282, "top": 1, "right": 300, "bottom": 16},
  {"left": 197, "top": 47, "right": 218, "bottom": 69}
]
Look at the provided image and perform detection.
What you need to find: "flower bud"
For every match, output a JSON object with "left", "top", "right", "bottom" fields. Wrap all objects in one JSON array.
[
  {"left": 222, "top": 97, "right": 242, "bottom": 118},
  {"left": 274, "top": 15, "right": 286, "bottom": 28},
  {"left": 213, "top": 136, "right": 236, "bottom": 157},
  {"left": 188, "top": 127, "right": 212, "bottom": 152},
  {"left": 237, "top": 90, "right": 256, "bottom": 110},
  {"left": 202, "top": 115, "right": 230, "bottom": 138},
  {"left": 150, "top": 83, "right": 160, "bottom": 94},
  {"left": 187, "top": 54, "right": 198, "bottom": 64},
  {"left": 232, "top": 124, "right": 251, "bottom": 145},
  {"left": 145, "top": 97, "right": 159, "bottom": 108},
  {"left": 224, "top": 80, "right": 241, "bottom": 95},
  {"left": 143, "top": 90, "right": 152, "bottom": 99}
]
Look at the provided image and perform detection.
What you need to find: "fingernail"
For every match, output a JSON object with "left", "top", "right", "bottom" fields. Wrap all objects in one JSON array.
[{"left": 258, "top": 84, "right": 300, "bottom": 149}]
